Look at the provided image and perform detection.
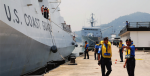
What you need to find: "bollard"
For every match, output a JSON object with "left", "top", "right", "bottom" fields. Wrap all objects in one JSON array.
[
  {"left": 79, "top": 52, "right": 83, "bottom": 56},
  {"left": 68, "top": 56, "right": 77, "bottom": 65},
  {"left": 70, "top": 57, "right": 76, "bottom": 63},
  {"left": 68, "top": 53, "right": 76, "bottom": 61}
]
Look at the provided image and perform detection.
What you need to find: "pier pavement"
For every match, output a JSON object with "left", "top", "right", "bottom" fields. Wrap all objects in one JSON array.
[{"left": 44, "top": 45, "right": 150, "bottom": 76}]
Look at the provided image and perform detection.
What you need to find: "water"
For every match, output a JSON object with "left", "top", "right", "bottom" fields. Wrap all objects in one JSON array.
[{"left": 72, "top": 42, "right": 84, "bottom": 57}]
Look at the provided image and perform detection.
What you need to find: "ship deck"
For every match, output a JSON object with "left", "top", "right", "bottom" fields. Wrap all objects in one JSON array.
[{"left": 44, "top": 45, "right": 150, "bottom": 76}]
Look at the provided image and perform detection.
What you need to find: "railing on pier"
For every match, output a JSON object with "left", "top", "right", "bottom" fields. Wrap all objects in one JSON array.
[
  {"left": 119, "top": 22, "right": 150, "bottom": 35},
  {"left": 129, "top": 22, "right": 150, "bottom": 28},
  {"left": 119, "top": 26, "right": 127, "bottom": 35}
]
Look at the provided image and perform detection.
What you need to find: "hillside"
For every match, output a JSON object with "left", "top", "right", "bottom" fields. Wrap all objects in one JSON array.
[
  {"left": 100, "top": 12, "right": 150, "bottom": 37},
  {"left": 74, "top": 12, "right": 150, "bottom": 42}
]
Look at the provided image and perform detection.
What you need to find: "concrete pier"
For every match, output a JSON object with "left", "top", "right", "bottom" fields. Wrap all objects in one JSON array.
[{"left": 44, "top": 45, "right": 150, "bottom": 76}]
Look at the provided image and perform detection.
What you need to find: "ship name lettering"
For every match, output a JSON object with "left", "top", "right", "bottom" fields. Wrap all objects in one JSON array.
[
  {"left": 4, "top": 4, "right": 11, "bottom": 21},
  {"left": 24, "top": 13, "right": 41, "bottom": 29},
  {"left": 42, "top": 21, "right": 51, "bottom": 31},
  {"left": 14, "top": 9, "right": 19, "bottom": 24}
]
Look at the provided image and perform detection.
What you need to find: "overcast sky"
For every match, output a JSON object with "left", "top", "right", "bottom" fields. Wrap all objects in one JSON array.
[{"left": 59, "top": 0, "right": 150, "bottom": 31}]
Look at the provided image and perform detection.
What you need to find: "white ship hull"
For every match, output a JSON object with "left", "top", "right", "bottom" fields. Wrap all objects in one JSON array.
[{"left": 0, "top": 0, "right": 75, "bottom": 76}]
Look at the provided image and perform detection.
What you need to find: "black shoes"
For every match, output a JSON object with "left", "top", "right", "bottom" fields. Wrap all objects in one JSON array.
[
  {"left": 84, "top": 58, "right": 89, "bottom": 59},
  {"left": 120, "top": 61, "right": 123, "bottom": 62}
]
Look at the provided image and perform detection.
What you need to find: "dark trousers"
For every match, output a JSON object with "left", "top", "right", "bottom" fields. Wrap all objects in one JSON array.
[
  {"left": 127, "top": 58, "right": 135, "bottom": 76},
  {"left": 94, "top": 53, "right": 97, "bottom": 60},
  {"left": 119, "top": 48, "right": 123, "bottom": 61},
  {"left": 84, "top": 49, "right": 89, "bottom": 59},
  {"left": 126, "top": 25, "right": 129, "bottom": 28},
  {"left": 94, "top": 49, "right": 98, "bottom": 60},
  {"left": 46, "top": 13, "right": 49, "bottom": 19},
  {"left": 44, "top": 12, "right": 47, "bottom": 19},
  {"left": 101, "top": 58, "right": 112, "bottom": 76}
]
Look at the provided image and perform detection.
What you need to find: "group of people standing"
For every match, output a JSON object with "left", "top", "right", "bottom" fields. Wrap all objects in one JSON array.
[
  {"left": 41, "top": 5, "right": 49, "bottom": 19},
  {"left": 84, "top": 37, "right": 136, "bottom": 76}
]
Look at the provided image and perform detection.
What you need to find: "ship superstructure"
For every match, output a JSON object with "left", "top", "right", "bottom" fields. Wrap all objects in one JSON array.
[{"left": 81, "top": 13, "right": 101, "bottom": 50}]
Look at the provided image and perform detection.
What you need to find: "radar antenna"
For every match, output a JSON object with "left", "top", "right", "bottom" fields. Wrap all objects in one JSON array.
[{"left": 90, "top": 13, "right": 95, "bottom": 27}]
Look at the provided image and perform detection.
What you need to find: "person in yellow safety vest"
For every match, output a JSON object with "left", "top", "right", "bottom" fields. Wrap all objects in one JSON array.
[
  {"left": 131, "top": 41, "right": 135, "bottom": 46},
  {"left": 98, "top": 37, "right": 112, "bottom": 76},
  {"left": 123, "top": 39, "right": 136, "bottom": 76},
  {"left": 118, "top": 40, "right": 125, "bottom": 62},
  {"left": 99, "top": 40, "right": 111, "bottom": 45}
]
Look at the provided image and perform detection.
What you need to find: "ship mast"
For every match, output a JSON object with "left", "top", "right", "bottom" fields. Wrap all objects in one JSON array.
[{"left": 90, "top": 13, "right": 95, "bottom": 27}]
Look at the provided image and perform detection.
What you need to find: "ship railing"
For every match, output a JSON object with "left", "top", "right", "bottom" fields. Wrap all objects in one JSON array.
[{"left": 62, "top": 23, "right": 72, "bottom": 33}]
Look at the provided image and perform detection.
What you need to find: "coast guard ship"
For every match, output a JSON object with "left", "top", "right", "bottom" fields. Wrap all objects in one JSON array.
[{"left": 0, "top": 0, "right": 76, "bottom": 76}]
